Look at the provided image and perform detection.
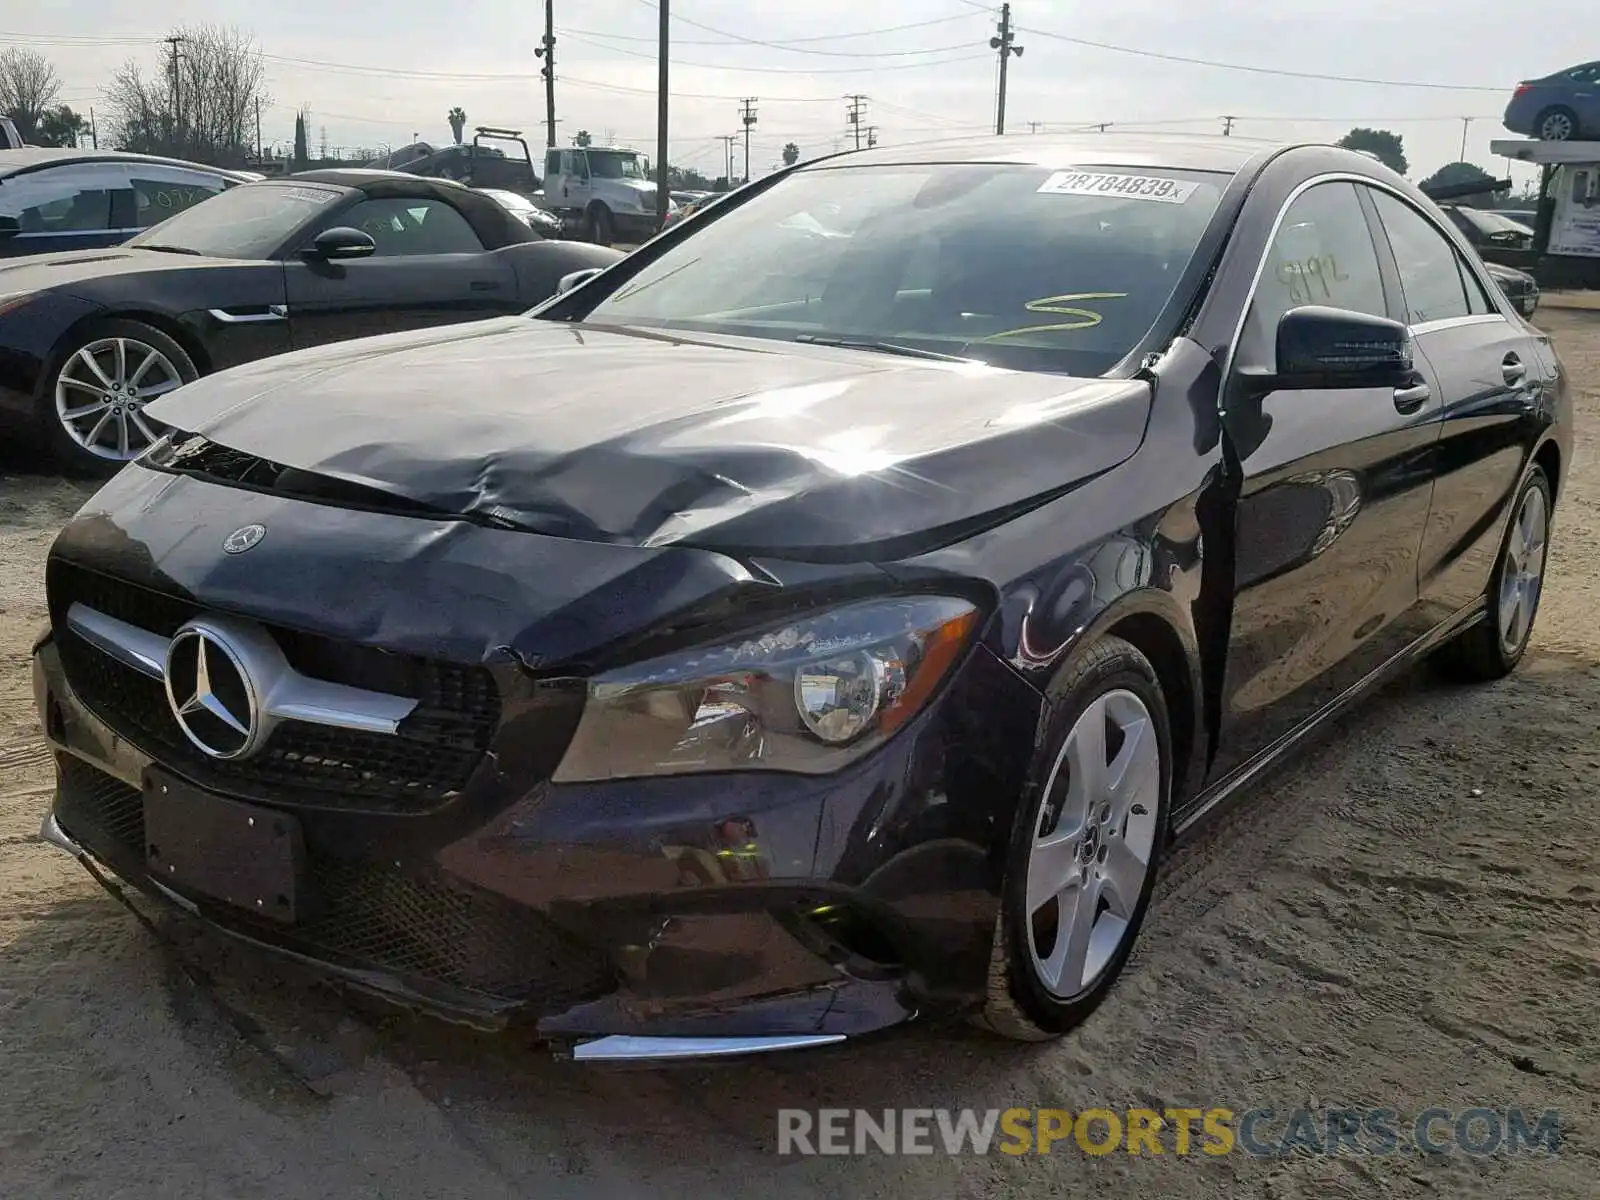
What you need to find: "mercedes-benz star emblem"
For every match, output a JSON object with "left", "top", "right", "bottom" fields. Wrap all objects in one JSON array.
[
  {"left": 222, "top": 524, "right": 266, "bottom": 554},
  {"left": 164, "top": 624, "right": 262, "bottom": 759}
]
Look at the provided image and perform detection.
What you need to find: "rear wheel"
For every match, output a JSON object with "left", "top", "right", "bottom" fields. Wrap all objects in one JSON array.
[
  {"left": 975, "top": 636, "right": 1172, "bottom": 1041},
  {"left": 1433, "top": 465, "right": 1551, "bottom": 682},
  {"left": 1536, "top": 107, "right": 1578, "bottom": 141},
  {"left": 41, "top": 318, "right": 197, "bottom": 477}
]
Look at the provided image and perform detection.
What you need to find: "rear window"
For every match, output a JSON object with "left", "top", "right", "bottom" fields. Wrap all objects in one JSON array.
[{"left": 577, "top": 161, "right": 1229, "bottom": 375}]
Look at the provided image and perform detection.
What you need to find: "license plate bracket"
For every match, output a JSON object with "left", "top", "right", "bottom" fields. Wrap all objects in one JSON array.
[{"left": 142, "top": 770, "right": 306, "bottom": 925}]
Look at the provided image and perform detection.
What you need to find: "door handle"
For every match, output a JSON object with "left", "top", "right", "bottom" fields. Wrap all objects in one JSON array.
[
  {"left": 1502, "top": 354, "right": 1528, "bottom": 386},
  {"left": 1393, "top": 382, "right": 1431, "bottom": 413}
]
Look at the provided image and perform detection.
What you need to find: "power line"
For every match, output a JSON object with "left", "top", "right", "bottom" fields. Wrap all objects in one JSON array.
[
  {"left": 1017, "top": 26, "right": 1507, "bottom": 93},
  {"left": 564, "top": 28, "right": 977, "bottom": 59},
  {"left": 556, "top": 15, "right": 981, "bottom": 55},
  {"left": 626, "top": 2, "right": 982, "bottom": 54},
  {"left": 558, "top": 34, "right": 988, "bottom": 74}
]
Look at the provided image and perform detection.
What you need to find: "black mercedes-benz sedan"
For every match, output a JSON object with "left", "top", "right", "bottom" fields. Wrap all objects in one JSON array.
[
  {"left": 0, "top": 168, "right": 622, "bottom": 475},
  {"left": 33, "top": 134, "right": 1570, "bottom": 1062}
]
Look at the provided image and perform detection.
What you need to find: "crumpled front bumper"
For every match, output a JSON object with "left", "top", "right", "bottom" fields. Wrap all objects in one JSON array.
[{"left": 32, "top": 617, "right": 1032, "bottom": 1057}]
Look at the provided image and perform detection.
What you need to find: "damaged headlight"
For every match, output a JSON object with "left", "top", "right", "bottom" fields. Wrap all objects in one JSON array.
[{"left": 551, "top": 595, "right": 981, "bottom": 782}]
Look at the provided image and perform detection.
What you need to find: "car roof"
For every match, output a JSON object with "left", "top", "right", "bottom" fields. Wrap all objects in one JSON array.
[
  {"left": 286, "top": 167, "right": 465, "bottom": 188},
  {"left": 0, "top": 147, "right": 256, "bottom": 180},
  {"left": 796, "top": 132, "right": 1281, "bottom": 175}
]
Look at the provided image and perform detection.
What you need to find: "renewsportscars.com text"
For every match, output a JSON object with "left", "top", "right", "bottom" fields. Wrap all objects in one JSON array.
[{"left": 776, "top": 1107, "right": 1563, "bottom": 1157}]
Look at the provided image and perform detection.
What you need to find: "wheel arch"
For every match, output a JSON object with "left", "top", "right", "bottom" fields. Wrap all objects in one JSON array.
[
  {"left": 1047, "top": 588, "right": 1207, "bottom": 811},
  {"left": 1533, "top": 436, "right": 1561, "bottom": 502},
  {"left": 42, "top": 308, "right": 211, "bottom": 391}
]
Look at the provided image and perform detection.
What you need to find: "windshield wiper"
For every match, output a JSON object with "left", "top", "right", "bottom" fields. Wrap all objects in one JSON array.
[
  {"left": 134, "top": 244, "right": 203, "bottom": 256},
  {"left": 792, "top": 334, "right": 976, "bottom": 363}
]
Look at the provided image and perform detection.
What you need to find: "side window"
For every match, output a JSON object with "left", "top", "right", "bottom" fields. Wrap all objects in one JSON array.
[
  {"left": 128, "top": 170, "right": 226, "bottom": 229},
  {"left": 1240, "top": 181, "right": 1387, "bottom": 364},
  {"left": 545, "top": 150, "right": 560, "bottom": 177},
  {"left": 1370, "top": 191, "right": 1473, "bottom": 324},
  {"left": 336, "top": 197, "right": 483, "bottom": 256},
  {"left": 1461, "top": 260, "right": 1496, "bottom": 315},
  {"left": 0, "top": 163, "right": 122, "bottom": 234}
]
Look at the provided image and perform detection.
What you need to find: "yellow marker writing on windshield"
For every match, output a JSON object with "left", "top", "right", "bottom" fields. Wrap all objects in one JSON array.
[{"left": 984, "top": 292, "right": 1128, "bottom": 339}]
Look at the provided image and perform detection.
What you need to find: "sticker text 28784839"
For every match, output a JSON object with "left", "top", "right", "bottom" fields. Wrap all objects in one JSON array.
[{"left": 1036, "top": 171, "right": 1198, "bottom": 204}]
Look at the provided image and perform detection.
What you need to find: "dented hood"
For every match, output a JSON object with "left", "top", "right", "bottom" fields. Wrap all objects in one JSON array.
[{"left": 147, "top": 317, "right": 1153, "bottom": 560}]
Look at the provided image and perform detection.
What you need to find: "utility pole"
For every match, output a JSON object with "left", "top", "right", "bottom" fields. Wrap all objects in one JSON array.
[
  {"left": 740, "top": 98, "right": 758, "bottom": 183},
  {"left": 1221, "top": 115, "right": 1235, "bottom": 136},
  {"left": 717, "top": 133, "right": 736, "bottom": 187},
  {"left": 254, "top": 98, "right": 262, "bottom": 161},
  {"left": 535, "top": 0, "right": 557, "bottom": 148},
  {"left": 1027, "top": 121, "right": 1042, "bottom": 133},
  {"left": 845, "top": 94, "right": 868, "bottom": 150},
  {"left": 163, "top": 35, "right": 186, "bottom": 151},
  {"left": 989, "top": 4, "right": 1022, "bottom": 136},
  {"left": 866, "top": 125, "right": 878, "bottom": 148},
  {"left": 655, "top": 0, "right": 670, "bottom": 230},
  {"left": 88, "top": 107, "right": 98, "bottom": 148},
  {"left": 1459, "top": 117, "right": 1472, "bottom": 161}
]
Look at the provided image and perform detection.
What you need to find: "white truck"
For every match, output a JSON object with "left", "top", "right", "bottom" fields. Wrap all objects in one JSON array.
[
  {"left": 540, "top": 144, "right": 673, "bottom": 245},
  {"left": 1491, "top": 137, "right": 1600, "bottom": 283}
]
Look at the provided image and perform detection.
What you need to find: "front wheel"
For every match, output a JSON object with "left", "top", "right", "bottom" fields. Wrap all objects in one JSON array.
[
  {"left": 41, "top": 318, "right": 198, "bottom": 477},
  {"left": 1536, "top": 107, "right": 1578, "bottom": 141},
  {"left": 586, "top": 204, "right": 615, "bottom": 246},
  {"left": 974, "top": 635, "right": 1172, "bottom": 1041}
]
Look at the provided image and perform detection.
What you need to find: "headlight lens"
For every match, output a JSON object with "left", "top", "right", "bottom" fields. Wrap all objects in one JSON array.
[{"left": 551, "top": 595, "right": 981, "bottom": 782}]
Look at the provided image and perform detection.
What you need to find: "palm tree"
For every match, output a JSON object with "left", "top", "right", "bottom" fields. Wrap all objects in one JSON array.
[
  {"left": 447, "top": 107, "right": 467, "bottom": 144},
  {"left": 782, "top": 142, "right": 800, "bottom": 166}
]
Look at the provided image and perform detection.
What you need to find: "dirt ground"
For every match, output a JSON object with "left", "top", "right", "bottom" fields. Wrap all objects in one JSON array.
[{"left": 2, "top": 313, "right": 1597, "bottom": 1199}]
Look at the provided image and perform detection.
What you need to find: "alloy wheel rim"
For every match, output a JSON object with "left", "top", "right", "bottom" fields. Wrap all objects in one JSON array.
[
  {"left": 54, "top": 337, "right": 180, "bottom": 461},
  {"left": 1024, "top": 688, "right": 1161, "bottom": 999},
  {"left": 1541, "top": 113, "right": 1573, "bottom": 140},
  {"left": 1498, "top": 485, "right": 1548, "bottom": 656}
]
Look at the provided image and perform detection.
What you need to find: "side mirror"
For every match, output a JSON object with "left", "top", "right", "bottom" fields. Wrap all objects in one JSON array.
[
  {"left": 0, "top": 215, "right": 20, "bottom": 240},
  {"left": 1271, "top": 305, "right": 1413, "bottom": 391},
  {"left": 556, "top": 266, "right": 603, "bottom": 295},
  {"left": 302, "top": 226, "right": 376, "bottom": 261}
]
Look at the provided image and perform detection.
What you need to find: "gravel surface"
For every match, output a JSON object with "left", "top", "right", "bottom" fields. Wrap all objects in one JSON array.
[{"left": 2, "top": 312, "right": 1597, "bottom": 1198}]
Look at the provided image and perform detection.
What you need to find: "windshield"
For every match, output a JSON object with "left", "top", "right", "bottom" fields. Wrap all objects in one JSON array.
[
  {"left": 589, "top": 151, "right": 645, "bottom": 180},
  {"left": 574, "top": 162, "right": 1229, "bottom": 374},
  {"left": 126, "top": 181, "right": 346, "bottom": 259}
]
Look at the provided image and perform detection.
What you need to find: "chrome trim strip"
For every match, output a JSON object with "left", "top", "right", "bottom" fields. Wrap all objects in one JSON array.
[
  {"left": 67, "top": 604, "right": 168, "bottom": 679},
  {"left": 571, "top": 1034, "right": 846, "bottom": 1062},
  {"left": 38, "top": 811, "right": 86, "bottom": 860},
  {"left": 1410, "top": 313, "right": 1508, "bottom": 335},
  {"left": 63, "top": 602, "right": 417, "bottom": 737},
  {"left": 206, "top": 305, "right": 287, "bottom": 323}
]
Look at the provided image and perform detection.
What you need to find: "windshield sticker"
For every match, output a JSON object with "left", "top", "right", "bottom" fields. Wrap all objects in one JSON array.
[{"left": 1037, "top": 171, "right": 1197, "bottom": 204}]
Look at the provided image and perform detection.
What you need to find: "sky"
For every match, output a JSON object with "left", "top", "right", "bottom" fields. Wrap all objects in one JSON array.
[{"left": 8, "top": 0, "right": 1589, "bottom": 190}]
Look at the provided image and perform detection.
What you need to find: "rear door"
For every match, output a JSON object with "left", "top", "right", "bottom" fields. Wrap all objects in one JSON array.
[
  {"left": 1209, "top": 179, "right": 1442, "bottom": 783},
  {"left": 283, "top": 194, "right": 518, "bottom": 348},
  {"left": 1364, "top": 187, "right": 1547, "bottom": 627}
]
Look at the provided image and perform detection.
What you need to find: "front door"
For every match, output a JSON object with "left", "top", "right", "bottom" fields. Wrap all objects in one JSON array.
[
  {"left": 284, "top": 195, "right": 517, "bottom": 348},
  {"left": 1209, "top": 180, "right": 1442, "bottom": 783}
]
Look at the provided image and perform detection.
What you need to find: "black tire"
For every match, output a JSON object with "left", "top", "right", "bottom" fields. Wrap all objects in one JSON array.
[
  {"left": 974, "top": 635, "right": 1174, "bottom": 1041},
  {"left": 1535, "top": 107, "right": 1578, "bottom": 141},
  {"left": 587, "top": 204, "right": 614, "bottom": 246},
  {"left": 39, "top": 318, "right": 199, "bottom": 479},
  {"left": 1432, "top": 465, "right": 1552, "bottom": 683}
]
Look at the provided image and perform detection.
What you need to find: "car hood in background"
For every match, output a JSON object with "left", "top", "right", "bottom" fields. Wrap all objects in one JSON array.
[
  {"left": 146, "top": 319, "right": 1153, "bottom": 560},
  {"left": 0, "top": 245, "right": 239, "bottom": 293}
]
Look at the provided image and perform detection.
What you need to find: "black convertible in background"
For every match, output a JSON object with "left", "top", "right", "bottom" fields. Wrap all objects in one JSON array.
[{"left": 0, "top": 169, "right": 623, "bottom": 473}]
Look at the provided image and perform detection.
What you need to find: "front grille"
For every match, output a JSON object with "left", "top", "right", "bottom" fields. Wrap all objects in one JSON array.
[
  {"left": 49, "top": 559, "right": 500, "bottom": 812},
  {"left": 54, "top": 754, "right": 613, "bottom": 1009}
]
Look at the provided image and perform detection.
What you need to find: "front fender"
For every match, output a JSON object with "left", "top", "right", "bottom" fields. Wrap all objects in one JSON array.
[{"left": 0, "top": 290, "right": 104, "bottom": 422}]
